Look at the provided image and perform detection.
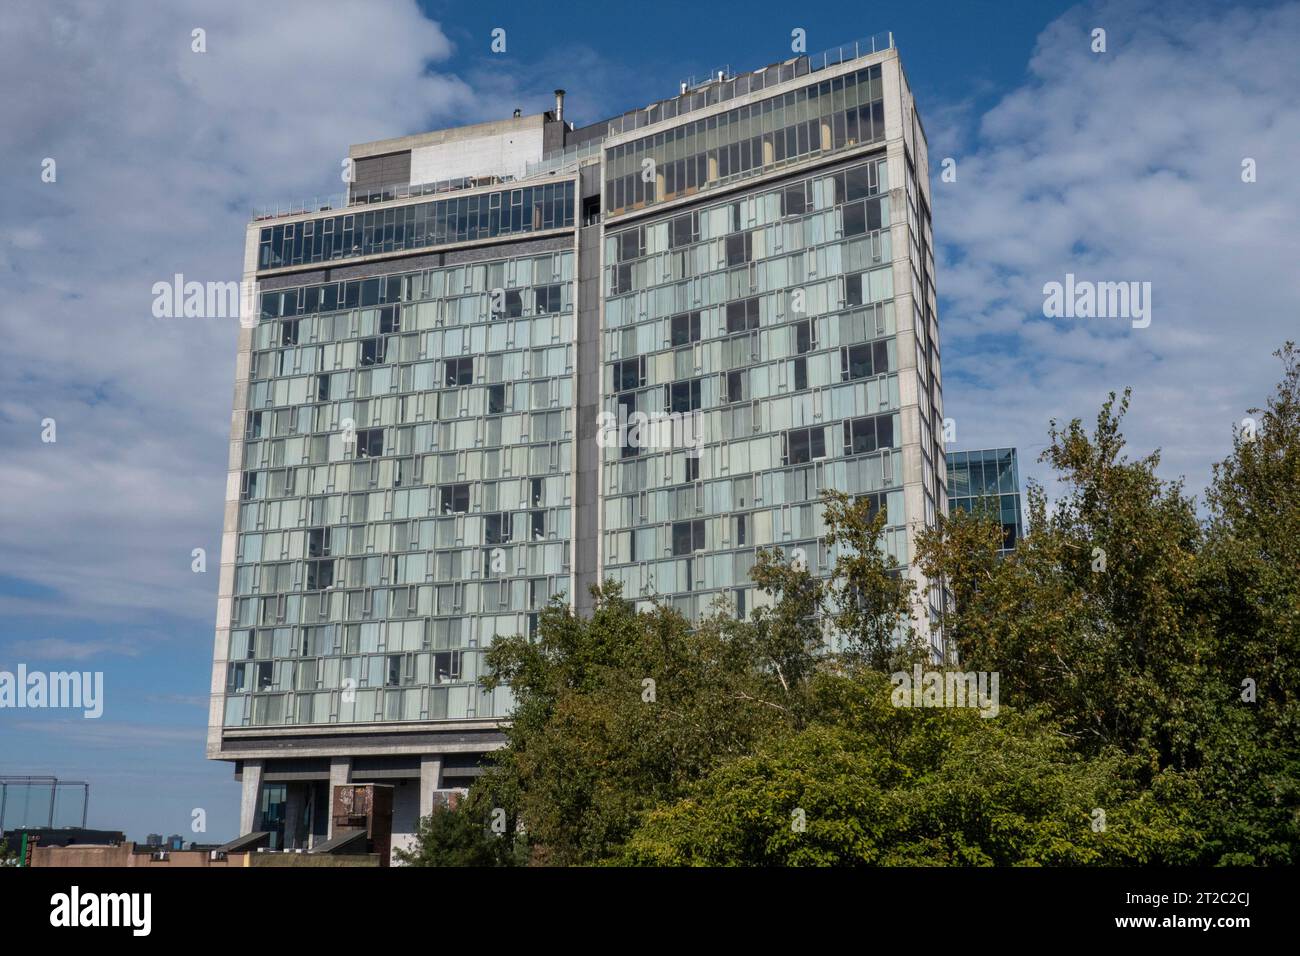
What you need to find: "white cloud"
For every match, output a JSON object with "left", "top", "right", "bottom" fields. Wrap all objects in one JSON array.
[
  {"left": 0, "top": 0, "right": 569, "bottom": 626},
  {"left": 3, "top": 637, "right": 140, "bottom": 661},
  {"left": 934, "top": 0, "right": 1300, "bottom": 502}
]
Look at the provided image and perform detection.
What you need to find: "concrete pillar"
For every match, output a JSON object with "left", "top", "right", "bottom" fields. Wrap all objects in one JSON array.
[
  {"left": 326, "top": 757, "right": 352, "bottom": 839},
  {"left": 238, "top": 759, "right": 264, "bottom": 835},
  {"left": 419, "top": 754, "right": 444, "bottom": 819}
]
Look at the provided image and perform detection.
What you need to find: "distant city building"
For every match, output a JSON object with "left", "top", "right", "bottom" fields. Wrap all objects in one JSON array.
[
  {"left": 946, "top": 447, "right": 1023, "bottom": 551},
  {"left": 145, "top": 832, "right": 162, "bottom": 846},
  {"left": 210, "top": 31, "right": 945, "bottom": 856}
]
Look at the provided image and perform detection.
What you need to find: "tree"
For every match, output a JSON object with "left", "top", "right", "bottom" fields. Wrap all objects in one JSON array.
[
  {"left": 623, "top": 669, "right": 1191, "bottom": 866},
  {"left": 476, "top": 584, "right": 802, "bottom": 865},
  {"left": 393, "top": 797, "right": 523, "bottom": 867},
  {"left": 461, "top": 345, "right": 1299, "bottom": 865},
  {"left": 819, "top": 490, "right": 925, "bottom": 670},
  {"left": 1190, "top": 342, "right": 1300, "bottom": 863},
  {"left": 917, "top": 390, "right": 1209, "bottom": 769}
]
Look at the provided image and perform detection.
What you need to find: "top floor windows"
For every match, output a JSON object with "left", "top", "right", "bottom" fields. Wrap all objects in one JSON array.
[
  {"left": 257, "top": 180, "right": 575, "bottom": 271},
  {"left": 604, "top": 65, "right": 883, "bottom": 217}
]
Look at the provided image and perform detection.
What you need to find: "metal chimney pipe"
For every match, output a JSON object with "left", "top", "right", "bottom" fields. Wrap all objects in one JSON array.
[{"left": 553, "top": 89, "right": 566, "bottom": 123}]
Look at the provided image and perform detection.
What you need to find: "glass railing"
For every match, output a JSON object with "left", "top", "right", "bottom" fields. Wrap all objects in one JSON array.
[
  {"left": 602, "top": 32, "right": 893, "bottom": 138},
  {"left": 252, "top": 173, "right": 518, "bottom": 222}
]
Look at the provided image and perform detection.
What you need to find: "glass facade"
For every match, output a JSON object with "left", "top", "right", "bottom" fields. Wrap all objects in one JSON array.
[
  {"left": 946, "top": 448, "right": 1023, "bottom": 551},
  {"left": 258, "top": 180, "right": 575, "bottom": 270},
  {"left": 604, "top": 65, "right": 884, "bottom": 216},
  {"left": 215, "top": 44, "right": 951, "bottom": 746},
  {"left": 224, "top": 249, "right": 576, "bottom": 728},
  {"left": 600, "top": 155, "right": 910, "bottom": 620}
]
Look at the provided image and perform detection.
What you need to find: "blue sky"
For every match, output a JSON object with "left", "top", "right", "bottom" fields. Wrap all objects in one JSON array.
[{"left": 1, "top": 0, "right": 1296, "bottom": 843}]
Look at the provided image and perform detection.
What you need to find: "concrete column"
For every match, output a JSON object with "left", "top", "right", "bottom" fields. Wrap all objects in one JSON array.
[
  {"left": 326, "top": 757, "right": 352, "bottom": 839},
  {"left": 238, "top": 759, "right": 264, "bottom": 835},
  {"left": 419, "top": 754, "right": 443, "bottom": 819}
]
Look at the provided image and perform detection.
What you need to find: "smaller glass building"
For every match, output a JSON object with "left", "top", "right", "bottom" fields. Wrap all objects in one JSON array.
[{"left": 946, "top": 448, "right": 1022, "bottom": 552}]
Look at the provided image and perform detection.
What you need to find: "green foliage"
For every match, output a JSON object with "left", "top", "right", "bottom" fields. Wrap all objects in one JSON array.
[
  {"left": 477, "top": 583, "right": 798, "bottom": 865},
  {"left": 456, "top": 344, "right": 1299, "bottom": 866},
  {"left": 624, "top": 672, "right": 1191, "bottom": 866},
  {"left": 393, "top": 796, "right": 524, "bottom": 867}
]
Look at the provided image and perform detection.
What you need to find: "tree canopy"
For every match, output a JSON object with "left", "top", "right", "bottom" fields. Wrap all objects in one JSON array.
[{"left": 401, "top": 343, "right": 1299, "bottom": 866}]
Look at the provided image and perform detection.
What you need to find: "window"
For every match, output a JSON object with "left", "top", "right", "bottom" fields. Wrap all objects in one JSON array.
[
  {"left": 227, "top": 662, "right": 248, "bottom": 694},
  {"left": 855, "top": 491, "right": 889, "bottom": 523},
  {"left": 842, "top": 163, "right": 873, "bottom": 201},
  {"left": 386, "top": 655, "right": 404, "bottom": 687},
  {"left": 618, "top": 228, "right": 642, "bottom": 261},
  {"left": 307, "top": 528, "right": 331, "bottom": 558},
  {"left": 439, "top": 483, "right": 470, "bottom": 514},
  {"left": 725, "top": 369, "right": 748, "bottom": 404},
  {"left": 280, "top": 319, "right": 299, "bottom": 346},
  {"left": 685, "top": 456, "right": 700, "bottom": 482},
  {"left": 255, "top": 661, "right": 274, "bottom": 691},
  {"left": 793, "top": 357, "right": 808, "bottom": 391},
  {"left": 784, "top": 427, "right": 826, "bottom": 465},
  {"left": 445, "top": 357, "right": 473, "bottom": 386},
  {"left": 618, "top": 395, "right": 639, "bottom": 458},
  {"left": 843, "top": 201, "right": 866, "bottom": 237},
  {"left": 670, "top": 311, "right": 701, "bottom": 346},
  {"left": 614, "top": 357, "right": 645, "bottom": 392},
  {"left": 355, "top": 428, "right": 384, "bottom": 458},
  {"left": 360, "top": 337, "right": 386, "bottom": 366},
  {"left": 795, "top": 319, "right": 814, "bottom": 354},
  {"left": 612, "top": 263, "right": 633, "bottom": 294},
  {"left": 672, "top": 519, "right": 706, "bottom": 555},
  {"left": 487, "top": 383, "right": 506, "bottom": 414},
  {"left": 535, "top": 284, "right": 562, "bottom": 314},
  {"left": 735, "top": 513, "right": 747, "bottom": 545},
  {"left": 843, "top": 413, "right": 895, "bottom": 456},
  {"left": 669, "top": 378, "right": 701, "bottom": 413},
  {"left": 841, "top": 341, "right": 889, "bottom": 381},
  {"left": 531, "top": 477, "right": 544, "bottom": 507},
  {"left": 306, "top": 558, "right": 334, "bottom": 591},
  {"left": 726, "top": 297, "right": 760, "bottom": 333},
  {"left": 782, "top": 184, "right": 807, "bottom": 217},
  {"left": 379, "top": 305, "right": 399, "bottom": 334},
  {"left": 531, "top": 510, "right": 546, "bottom": 540},
  {"left": 846, "top": 273, "right": 864, "bottom": 306},
  {"left": 725, "top": 231, "right": 753, "bottom": 266},
  {"left": 485, "top": 513, "right": 511, "bottom": 545},
  {"left": 669, "top": 212, "right": 698, "bottom": 248},
  {"left": 504, "top": 290, "right": 523, "bottom": 318},
  {"left": 433, "top": 651, "right": 462, "bottom": 683}
]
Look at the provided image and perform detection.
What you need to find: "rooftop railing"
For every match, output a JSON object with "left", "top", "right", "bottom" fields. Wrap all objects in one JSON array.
[
  {"left": 252, "top": 172, "right": 517, "bottom": 222},
  {"left": 601, "top": 31, "right": 893, "bottom": 138},
  {"left": 253, "top": 32, "right": 894, "bottom": 222},
  {"left": 523, "top": 139, "right": 604, "bottom": 179}
]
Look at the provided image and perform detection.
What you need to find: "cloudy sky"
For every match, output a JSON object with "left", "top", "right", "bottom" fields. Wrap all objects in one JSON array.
[{"left": 1, "top": 0, "right": 1295, "bottom": 842}]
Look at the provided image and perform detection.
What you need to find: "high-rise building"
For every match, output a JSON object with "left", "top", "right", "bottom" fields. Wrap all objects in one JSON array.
[
  {"left": 208, "top": 32, "right": 944, "bottom": 855},
  {"left": 946, "top": 448, "right": 1023, "bottom": 552}
]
